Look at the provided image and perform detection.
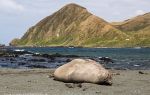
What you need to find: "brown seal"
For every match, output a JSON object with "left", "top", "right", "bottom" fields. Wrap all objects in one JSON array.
[{"left": 54, "top": 59, "right": 113, "bottom": 85}]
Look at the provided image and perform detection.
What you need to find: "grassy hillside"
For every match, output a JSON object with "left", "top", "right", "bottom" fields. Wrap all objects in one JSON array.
[
  {"left": 110, "top": 12, "right": 150, "bottom": 32},
  {"left": 110, "top": 12, "right": 150, "bottom": 47},
  {"left": 16, "top": 3, "right": 128, "bottom": 47},
  {"left": 10, "top": 3, "right": 150, "bottom": 47}
]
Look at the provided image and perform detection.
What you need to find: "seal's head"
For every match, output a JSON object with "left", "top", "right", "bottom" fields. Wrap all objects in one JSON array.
[{"left": 103, "top": 74, "right": 113, "bottom": 85}]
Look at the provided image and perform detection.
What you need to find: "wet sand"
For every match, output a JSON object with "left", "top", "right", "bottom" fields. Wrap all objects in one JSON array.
[{"left": 0, "top": 69, "right": 150, "bottom": 95}]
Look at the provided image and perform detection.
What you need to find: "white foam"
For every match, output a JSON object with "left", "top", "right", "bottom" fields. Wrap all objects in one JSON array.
[{"left": 14, "top": 49, "right": 25, "bottom": 52}]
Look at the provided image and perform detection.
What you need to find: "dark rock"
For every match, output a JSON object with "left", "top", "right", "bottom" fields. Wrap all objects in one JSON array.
[
  {"left": 0, "top": 49, "right": 34, "bottom": 55},
  {"left": 28, "top": 59, "right": 46, "bottom": 62},
  {"left": 11, "top": 61, "right": 14, "bottom": 63},
  {"left": 58, "top": 61, "right": 61, "bottom": 63},
  {"left": 1, "top": 64, "right": 8, "bottom": 67},
  {"left": 100, "top": 57, "right": 114, "bottom": 63},
  {"left": 1, "top": 58, "right": 6, "bottom": 61},
  {"left": 53, "top": 53, "right": 62, "bottom": 57},
  {"left": 32, "top": 52, "right": 80, "bottom": 61},
  {"left": 83, "top": 88, "right": 88, "bottom": 91},
  {"left": 65, "top": 83, "right": 82, "bottom": 88},
  {"left": 56, "top": 64, "right": 62, "bottom": 67},
  {"left": 39, "top": 59, "right": 46, "bottom": 62},
  {"left": 48, "top": 60, "right": 55, "bottom": 63},
  {"left": 139, "top": 71, "right": 148, "bottom": 74},
  {"left": 66, "top": 59, "right": 71, "bottom": 62},
  {"left": 27, "top": 65, "right": 47, "bottom": 68},
  {"left": 0, "top": 53, "right": 4, "bottom": 57},
  {"left": 96, "top": 92, "right": 101, "bottom": 94},
  {"left": 10, "top": 58, "right": 17, "bottom": 61},
  {"left": 49, "top": 56, "right": 55, "bottom": 60},
  {"left": 65, "top": 84, "right": 74, "bottom": 88},
  {"left": 76, "top": 83, "right": 82, "bottom": 88},
  {"left": 18, "top": 62, "right": 26, "bottom": 65},
  {"left": 42, "top": 53, "right": 49, "bottom": 58}
]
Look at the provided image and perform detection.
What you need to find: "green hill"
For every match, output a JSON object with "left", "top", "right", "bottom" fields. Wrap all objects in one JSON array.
[
  {"left": 110, "top": 12, "right": 150, "bottom": 32},
  {"left": 10, "top": 3, "right": 150, "bottom": 47},
  {"left": 110, "top": 12, "right": 150, "bottom": 46},
  {"left": 13, "top": 3, "right": 128, "bottom": 47}
]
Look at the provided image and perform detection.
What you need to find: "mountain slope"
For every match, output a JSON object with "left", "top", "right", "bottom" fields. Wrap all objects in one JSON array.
[
  {"left": 110, "top": 12, "right": 150, "bottom": 32},
  {"left": 16, "top": 3, "right": 128, "bottom": 47},
  {"left": 110, "top": 12, "right": 150, "bottom": 46}
]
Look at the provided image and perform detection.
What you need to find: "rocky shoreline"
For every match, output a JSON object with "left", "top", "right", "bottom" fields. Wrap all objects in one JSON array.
[
  {"left": 0, "top": 49, "right": 114, "bottom": 69},
  {"left": 0, "top": 49, "right": 80, "bottom": 69}
]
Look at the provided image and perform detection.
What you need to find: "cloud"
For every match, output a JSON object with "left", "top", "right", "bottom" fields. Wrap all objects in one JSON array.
[
  {"left": 135, "top": 10, "right": 144, "bottom": 15},
  {"left": 0, "top": 0, "right": 26, "bottom": 13}
]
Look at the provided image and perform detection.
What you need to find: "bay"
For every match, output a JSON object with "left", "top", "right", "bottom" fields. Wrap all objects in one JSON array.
[{"left": 0, "top": 47, "right": 150, "bottom": 70}]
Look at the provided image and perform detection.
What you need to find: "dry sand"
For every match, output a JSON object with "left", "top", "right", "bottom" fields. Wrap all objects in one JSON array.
[{"left": 0, "top": 69, "right": 150, "bottom": 95}]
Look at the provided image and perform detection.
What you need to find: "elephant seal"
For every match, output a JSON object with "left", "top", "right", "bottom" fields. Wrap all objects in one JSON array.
[{"left": 54, "top": 59, "right": 113, "bottom": 85}]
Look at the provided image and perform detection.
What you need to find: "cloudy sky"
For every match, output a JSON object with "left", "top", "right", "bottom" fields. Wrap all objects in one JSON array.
[{"left": 0, "top": 0, "right": 150, "bottom": 45}]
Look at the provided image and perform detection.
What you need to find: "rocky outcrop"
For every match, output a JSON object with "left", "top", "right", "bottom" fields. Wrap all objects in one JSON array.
[
  {"left": 0, "top": 43, "right": 5, "bottom": 47},
  {"left": 9, "top": 38, "right": 20, "bottom": 46}
]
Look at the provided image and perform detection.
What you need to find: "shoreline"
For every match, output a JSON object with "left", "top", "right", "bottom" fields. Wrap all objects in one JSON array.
[
  {"left": 1, "top": 47, "right": 150, "bottom": 70},
  {"left": 1, "top": 46, "right": 150, "bottom": 49},
  {"left": 0, "top": 69, "right": 150, "bottom": 95}
]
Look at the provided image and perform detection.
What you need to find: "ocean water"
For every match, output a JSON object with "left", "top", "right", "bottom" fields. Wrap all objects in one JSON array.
[{"left": 0, "top": 47, "right": 150, "bottom": 70}]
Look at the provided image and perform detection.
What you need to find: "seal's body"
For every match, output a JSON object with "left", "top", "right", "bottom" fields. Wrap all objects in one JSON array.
[{"left": 54, "top": 59, "right": 113, "bottom": 85}]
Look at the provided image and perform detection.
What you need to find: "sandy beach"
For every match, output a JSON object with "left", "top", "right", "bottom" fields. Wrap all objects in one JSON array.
[{"left": 0, "top": 69, "right": 150, "bottom": 95}]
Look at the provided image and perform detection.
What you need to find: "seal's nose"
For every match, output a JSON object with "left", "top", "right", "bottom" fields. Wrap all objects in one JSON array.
[{"left": 107, "top": 74, "right": 113, "bottom": 85}]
